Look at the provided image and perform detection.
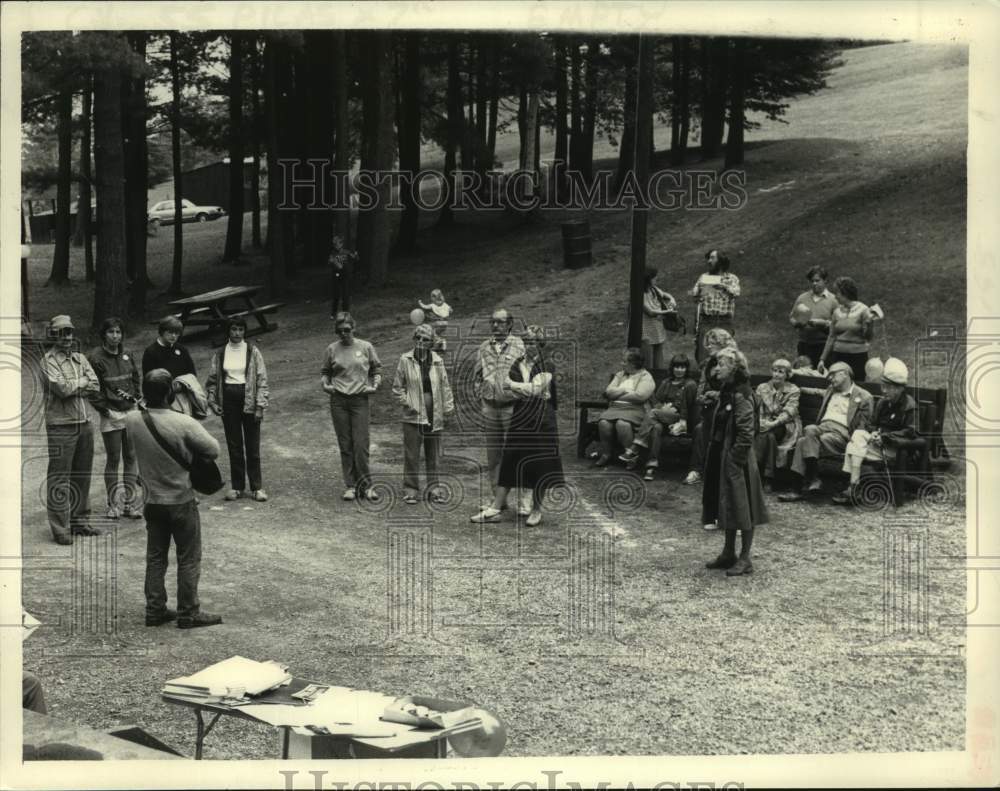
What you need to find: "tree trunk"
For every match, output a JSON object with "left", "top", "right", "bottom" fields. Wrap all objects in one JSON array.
[
  {"left": 517, "top": 86, "right": 528, "bottom": 169},
  {"left": 333, "top": 30, "right": 351, "bottom": 245},
  {"left": 357, "top": 30, "right": 394, "bottom": 287},
  {"left": 582, "top": 37, "right": 599, "bottom": 183},
  {"left": 396, "top": 32, "right": 421, "bottom": 254},
  {"left": 486, "top": 37, "right": 500, "bottom": 169},
  {"left": 519, "top": 90, "right": 539, "bottom": 212},
  {"left": 724, "top": 38, "right": 746, "bottom": 169},
  {"left": 701, "top": 37, "right": 729, "bottom": 160},
  {"left": 169, "top": 32, "right": 184, "bottom": 295},
  {"left": 679, "top": 37, "right": 691, "bottom": 155},
  {"left": 569, "top": 39, "right": 582, "bottom": 171},
  {"left": 249, "top": 36, "right": 263, "bottom": 249},
  {"left": 670, "top": 36, "right": 692, "bottom": 166},
  {"left": 616, "top": 40, "right": 637, "bottom": 189},
  {"left": 223, "top": 31, "right": 245, "bottom": 263},
  {"left": 76, "top": 77, "right": 96, "bottom": 285},
  {"left": 92, "top": 57, "right": 129, "bottom": 325},
  {"left": 553, "top": 38, "right": 568, "bottom": 203},
  {"left": 438, "top": 39, "right": 460, "bottom": 228},
  {"left": 461, "top": 44, "right": 474, "bottom": 171},
  {"left": 304, "top": 30, "right": 336, "bottom": 268},
  {"left": 628, "top": 34, "right": 655, "bottom": 350},
  {"left": 124, "top": 32, "right": 149, "bottom": 314},
  {"left": 264, "top": 37, "right": 287, "bottom": 297},
  {"left": 475, "top": 38, "right": 488, "bottom": 177},
  {"left": 48, "top": 85, "right": 72, "bottom": 285}
]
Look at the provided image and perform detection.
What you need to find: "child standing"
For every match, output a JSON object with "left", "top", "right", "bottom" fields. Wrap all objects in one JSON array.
[{"left": 418, "top": 289, "right": 452, "bottom": 352}]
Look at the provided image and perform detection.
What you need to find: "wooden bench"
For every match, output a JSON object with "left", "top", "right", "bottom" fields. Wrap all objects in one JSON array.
[
  {"left": 576, "top": 370, "right": 949, "bottom": 479},
  {"left": 224, "top": 302, "right": 284, "bottom": 321},
  {"left": 161, "top": 285, "right": 283, "bottom": 344}
]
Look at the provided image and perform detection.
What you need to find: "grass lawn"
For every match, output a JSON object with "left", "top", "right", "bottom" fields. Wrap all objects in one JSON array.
[{"left": 20, "top": 41, "right": 967, "bottom": 758}]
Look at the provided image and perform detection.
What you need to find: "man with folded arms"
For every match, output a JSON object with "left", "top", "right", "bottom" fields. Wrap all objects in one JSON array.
[
  {"left": 779, "top": 361, "right": 873, "bottom": 502},
  {"left": 42, "top": 315, "right": 102, "bottom": 544},
  {"left": 126, "top": 369, "right": 222, "bottom": 629}
]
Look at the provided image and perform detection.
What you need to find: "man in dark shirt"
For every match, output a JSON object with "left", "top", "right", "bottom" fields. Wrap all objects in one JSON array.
[{"left": 142, "top": 316, "right": 196, "bottom": 379}]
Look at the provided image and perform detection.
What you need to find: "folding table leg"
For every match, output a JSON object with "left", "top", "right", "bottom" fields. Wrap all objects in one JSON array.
[{"left": 194, "top": 709, "right": 223, "bottom": 760}]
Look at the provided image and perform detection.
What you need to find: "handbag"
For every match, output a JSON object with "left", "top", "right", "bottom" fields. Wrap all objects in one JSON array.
[
  {"left": 141, "top": 411, "right": 224, "bottom": 495},
  {"left": 657, "top": 289, "right": 686, "bottom": 334}
]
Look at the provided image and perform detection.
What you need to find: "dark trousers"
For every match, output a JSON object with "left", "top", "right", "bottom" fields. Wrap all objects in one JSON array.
[
  {"left": 402, "top": 422, "right": 441, "bottom": 495},
  {"left": 101, "top": 428, "right": 139, "bottom": 507},
  {"left": 221, "top": 384, "right": 262, "bottom": 491},
  {"left": 331, "top": 273, "right": 350, "bottom": 316},
  {"left": 830, "top": 350, "right": 869, "bottom": 382},
  {"left": 46, "top": 422, "right": 94, "bottom": 540},
  {"left": 143, "top": 500, "right": 202, "bottom": 619},
  {"left": 753, "top": 424, "right": 787, "bottom": 480},
  {"left": 330, "top": 392, "right": 371, "bottom": 490},
  {"left": 797, "top": 340, "right": 827, "bottom": 369},
  {"left": 689, "top": 421, "right": 709, "bottom": 471}
]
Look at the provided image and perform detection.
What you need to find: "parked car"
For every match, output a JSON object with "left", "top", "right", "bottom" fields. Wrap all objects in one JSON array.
[{"left": 147, "top": 199, "right": 226, "bottom": 228}]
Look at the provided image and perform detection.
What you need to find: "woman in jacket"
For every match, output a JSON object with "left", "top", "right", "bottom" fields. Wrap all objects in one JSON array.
[
  {"left": 206, "top": 317, "right": 270, "bottom": 502},
  {"left": 88, "top": 317, "right": 142, "bottom": 518},
  {"left": 471, "top": 326, "right": 563, "bottom": 526},
  {"left": 392, "top": 323, "right": 455, "bottom": 504},
  {"left": 683, "top": 328, "right": 738, "bottom": 486},
  {"left": 321, "top": 312, "right": 382, "bottom": 501},
  {"left": 703, "top": 348, "right": 769, "bottom": 576},
  {"left": 753, "top": 358, "right": 802, "bottom": 491}
]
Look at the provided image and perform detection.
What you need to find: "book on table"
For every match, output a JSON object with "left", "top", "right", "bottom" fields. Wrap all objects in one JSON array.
[{"left": 162, "top": 656, "right": 291, "bottom": 700}]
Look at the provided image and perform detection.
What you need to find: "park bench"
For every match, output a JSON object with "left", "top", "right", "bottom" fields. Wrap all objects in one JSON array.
[{"left": 576, "top": 370, "right": 949, "bottom": 490}]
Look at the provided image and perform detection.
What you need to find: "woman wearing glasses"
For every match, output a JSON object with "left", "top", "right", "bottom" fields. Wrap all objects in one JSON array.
[{"left": 321, "top": 312, "right": 383, "bottom": 501}]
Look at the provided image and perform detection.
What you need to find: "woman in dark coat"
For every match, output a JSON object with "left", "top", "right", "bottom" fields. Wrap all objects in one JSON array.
[
  {"left": 470, "top": 326, "right": 563, "bottom": 526},
  {"left": 703, "top": 347, "right": 770, "bottom": 576}
]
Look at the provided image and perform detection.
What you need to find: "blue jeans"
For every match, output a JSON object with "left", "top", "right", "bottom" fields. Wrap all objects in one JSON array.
[
  {"left": 143, "top": 500, "right": 202, "bottom": 619},
  {"left": 329, "top": 392, "right": 371, "bottom": 490}
]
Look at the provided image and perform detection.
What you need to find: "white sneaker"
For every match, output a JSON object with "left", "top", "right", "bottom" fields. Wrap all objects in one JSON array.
[
  {"left": 470, "top": 507, "right": 502, "bottom": 523},
  {"left": 683, "top": 471, "right": 702, "bottom": 485},
  {"left": 342, "top": 488, "right": 357, "bottom": 501},
  {"left": 525, "top": 510, "right": 543, "bottom": 527},
  {"left": 366, "top": 488, "right": 380, "bottom": 502},
  {"left": 251, "top": 489, "right": 268, "bottom": 502},
  {"left": 703, "top": 521, "right": 718, "bottom": 531},
  {"left": 225, "top": 489, "right": 242, "bottom": 501}
]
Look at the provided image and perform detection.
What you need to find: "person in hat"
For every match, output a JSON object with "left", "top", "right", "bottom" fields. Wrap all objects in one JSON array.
[
  {"left": 833, "top": 358, "right": 916, "bottom": 505},
  {"left": 392, "top": 322, "right": 454, "bottom": 504},
  {"left": 779, "top": 361, "right": 874, "bottom": 501},
  {"left": 42, "top": 315, "right": 102, "bottom": 544},
  {"left": 142, "top": 316, "right": 197, "bottom": 379},
  {"left": 788, "top": 265, "right": 838, "bottom": 368},
  {"left": 753, "top": 357, "right": 802, "bottom": 492}
]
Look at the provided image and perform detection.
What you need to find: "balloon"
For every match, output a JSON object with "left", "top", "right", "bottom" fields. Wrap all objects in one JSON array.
[
  {"left": 447, "top": 708, "right": 507, "bottom": 758},
  {"left": 864, "top": 357, "right": 884, "bottom": 382},
  {"left": 792, "top": 303, "right": 812, "bottom": 326},
  {"left": 409, "top": 308, "right": 426, "bottom": 326}
]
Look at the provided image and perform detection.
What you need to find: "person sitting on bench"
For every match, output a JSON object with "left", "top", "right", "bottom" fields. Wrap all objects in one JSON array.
[
  {"left": 619, "top": 353, "right": 698, "bottom": 481},
  {"left": 779, "top": 361, "right": 873, "bottom": 501},
  {"left": 832, "top": 357, "right": 916, "bottom": 505}
]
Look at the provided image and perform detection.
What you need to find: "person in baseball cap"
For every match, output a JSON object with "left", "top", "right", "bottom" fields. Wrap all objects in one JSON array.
[
  {"left": 834, "top": 357, "right": 916, "bottom": 505},
  {"left": 779, "top": 356, "right": 874, "bottom": 502},
  {"left": 42, "top": 314, "right": 103, "bottom": 543}
]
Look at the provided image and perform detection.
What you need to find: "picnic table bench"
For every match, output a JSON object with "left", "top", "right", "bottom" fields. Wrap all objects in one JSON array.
[
  {"left": 576, "top": 370, "right": 950, "bottom": 496},
  {"left": 162, "top": 285, "right": 283, "bottom": 344}
]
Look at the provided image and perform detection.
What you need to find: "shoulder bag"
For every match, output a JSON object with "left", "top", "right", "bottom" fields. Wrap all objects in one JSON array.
[{"left": 141, "top": 411, "right": 224, "bottom": 495}]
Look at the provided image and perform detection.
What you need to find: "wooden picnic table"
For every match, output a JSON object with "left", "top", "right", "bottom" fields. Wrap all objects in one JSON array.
[{"left": 166, "top": 285, "right": 283, "bottom": 343}]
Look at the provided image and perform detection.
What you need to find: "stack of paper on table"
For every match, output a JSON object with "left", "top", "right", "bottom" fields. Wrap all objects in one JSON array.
[{"left": 162, "top": 656, "right": 291, "bottom": 701}]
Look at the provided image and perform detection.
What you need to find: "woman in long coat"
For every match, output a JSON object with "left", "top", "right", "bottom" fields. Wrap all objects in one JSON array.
[{"left": 703, "top": 348, "right": 769, "bottom": 576}]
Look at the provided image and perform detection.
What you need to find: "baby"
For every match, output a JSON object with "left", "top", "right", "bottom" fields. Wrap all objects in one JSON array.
[{"left": 418, "top": 289, "right": 452, "bottom": 352}]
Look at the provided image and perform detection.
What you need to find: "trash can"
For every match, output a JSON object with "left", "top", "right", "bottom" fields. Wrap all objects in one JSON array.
[{"left": 561, "top": 220, "right": 592, "bottom": 270}]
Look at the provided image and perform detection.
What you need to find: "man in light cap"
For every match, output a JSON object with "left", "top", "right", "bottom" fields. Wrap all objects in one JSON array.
[
  {"left": 42, "top": 315, "right": 102, "bottom": 543},
  {"left": 779, "top": 360, "right": 873, "bottom": 501},
  {"left": 833, "top": 357, "right": 916, "bottom": 505}
]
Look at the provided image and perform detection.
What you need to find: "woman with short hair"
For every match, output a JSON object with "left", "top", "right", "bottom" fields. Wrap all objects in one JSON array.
[
  {"left": 593, "top": 348, "right": 656, "bottom": 467},
  {"left": 88, "top": 317, "right": 143, "bottom": 518},
  {"left": 788, "top": 265, "right": 838, "bottom": 368},
  {"left": 683, "top": 328, "right": 738, "bottom": 486},
  {"left": 702, "top": 347, "right": 769, "bottom": 575},
  {"left": 818, "top": 276, "right": 875, "bottom": 382},
  {"left": 753, "top": 358, "right": 802, "bottom": 492},
  {"left": 321, "top": 312, "right": 382, "bottom": 501},
  {"left": 206, "top": 317, "right": 270, "bottom": 502},
  {"left": 392, "top": 323, "right": 454, "bottom": 504}
]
